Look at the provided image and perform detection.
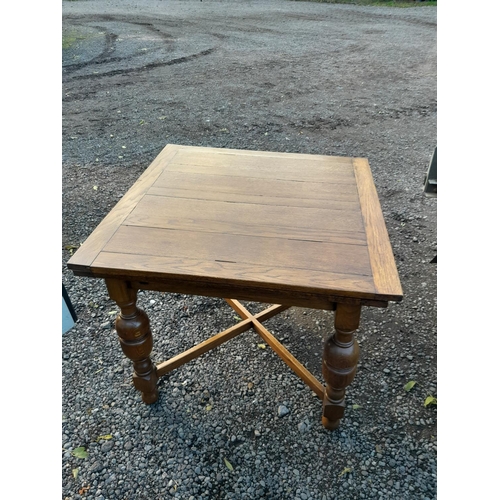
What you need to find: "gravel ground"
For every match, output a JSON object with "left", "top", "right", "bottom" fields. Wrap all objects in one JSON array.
[{"left": 62, "top": 1, "right": 437, "bottom": 499}]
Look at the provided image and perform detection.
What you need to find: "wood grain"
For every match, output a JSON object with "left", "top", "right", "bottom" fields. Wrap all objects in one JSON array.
[
  {"left": 127, "top": 278, "right": 386, "bottom": 310},
  {"left": 125, "top": 194, "right": 365, "bottom": 237},
  {"left": 101, "top": 225, "right": 373, "bottom": 277},
  {"left": 152, "top": 169, "right": 359, "bottom": 203},
  {"left": 124, "top": 209, "right": 366, "bottom": 246},
  {"left": 168, "top": 144, "right": 355, "bottom": 165},
  {"left": 90, "top": 252, "right": 376, "bottom": 295},
  {"left": 165, "top": 160, "right": 355, "bottom": 184},
  {"left": 353, "top": 158, "right": 403, "bottom": 300}
]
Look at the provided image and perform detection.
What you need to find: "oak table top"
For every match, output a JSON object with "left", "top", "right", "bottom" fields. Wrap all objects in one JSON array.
[
  {"left": 68, "top": 144, "right": 402, "bottom": 429},
  {"left": 68, "top": 144, "right": 402, "bottom": 308}
]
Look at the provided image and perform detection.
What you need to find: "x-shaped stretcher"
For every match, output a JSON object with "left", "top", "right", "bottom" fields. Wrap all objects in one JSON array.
[{"left": 155, "top": 299, "right": 325, "bottom": 399}]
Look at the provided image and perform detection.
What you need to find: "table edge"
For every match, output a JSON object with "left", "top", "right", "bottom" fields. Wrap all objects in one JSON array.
[{"left": 352, "top": 157, "right": 403, "bottom": 299}]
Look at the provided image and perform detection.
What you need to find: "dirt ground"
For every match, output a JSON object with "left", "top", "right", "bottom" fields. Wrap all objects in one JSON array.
[{"left": 62, "top": 1, "right": 437, "bottom": 498}]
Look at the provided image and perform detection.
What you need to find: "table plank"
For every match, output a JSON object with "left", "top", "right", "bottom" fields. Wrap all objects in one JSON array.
[
  {"left": 149, "top": 169, "right": 359, "bottom": 209},
  {"left": 125, "top": 195, "right": 365, "bottom": 238},
  {"left": 170, "top": 144, "right": 355, "bottom": 163},
  {"left": 353, "top": 158, "right": 403, "bottom": 299},
  {"left": 153, "top": 169, "right": 358, "bottom": 196},
  {"left": 101, "top": 225, "right": 373, "bottom": 277},
  {"left": 124, "top": 209, "right": 365, "bottom": 246},
  {"left": 91, "top": 252, "right": 378, "bottom": 298},
  {"left": 165, "top": 160, "right": 356, "bottom": 184}
]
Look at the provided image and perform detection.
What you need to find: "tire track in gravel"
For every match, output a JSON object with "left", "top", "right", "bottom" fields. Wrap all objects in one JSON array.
[
  {"left": 62, "top": 14, "right": 216, "bottom": 82},
  {"left": 64, "top": 47, "right": 216, "bottom": 82},
  {"left": 63, "top": 28, "right": 119, "bottom": 72}
]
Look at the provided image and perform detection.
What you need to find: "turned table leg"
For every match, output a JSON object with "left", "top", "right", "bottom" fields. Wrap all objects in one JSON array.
[
  {"left": 105, "top": 279, "right": 158, "bottom": 404},
  {"left": 322, "top": 303, "right": 361, "bottom": 430}
]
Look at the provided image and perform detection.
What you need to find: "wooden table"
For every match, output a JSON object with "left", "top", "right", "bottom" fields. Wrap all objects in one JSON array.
[{"left": 68, "top": 144, "right": 402, "bottom": 429}]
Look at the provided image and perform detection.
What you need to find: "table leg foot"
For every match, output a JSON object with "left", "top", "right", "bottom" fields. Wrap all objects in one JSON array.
[
  {"left": 133, "top": 372, "right": 158, "bottom": 405},
  {"left": 322, "top": 303, "right": 360, "bottom": 430},
  {"left": 321, "top": 416, "right": 340, "bottom": 431},
  {"left": 106, "top": 279, "right": 158, "bottom": 404},
  {"left": 132, "top": 367, "right": 159, "bottom": 405}
]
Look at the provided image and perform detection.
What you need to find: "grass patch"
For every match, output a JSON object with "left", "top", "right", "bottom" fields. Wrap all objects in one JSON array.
[
  {"left": 62, "top": 30, "right": 90, "bottom": 50},
  {"left": 289, "top": 0, "right": 436, "bottom": 6},
  {"left": 63, "top": 33, "right": 81, "bottom": 50}
]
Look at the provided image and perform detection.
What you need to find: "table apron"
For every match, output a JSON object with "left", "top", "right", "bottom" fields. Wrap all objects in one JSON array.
[{"left": 124, "top": 279, "right": 388, "bottom": 309}]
